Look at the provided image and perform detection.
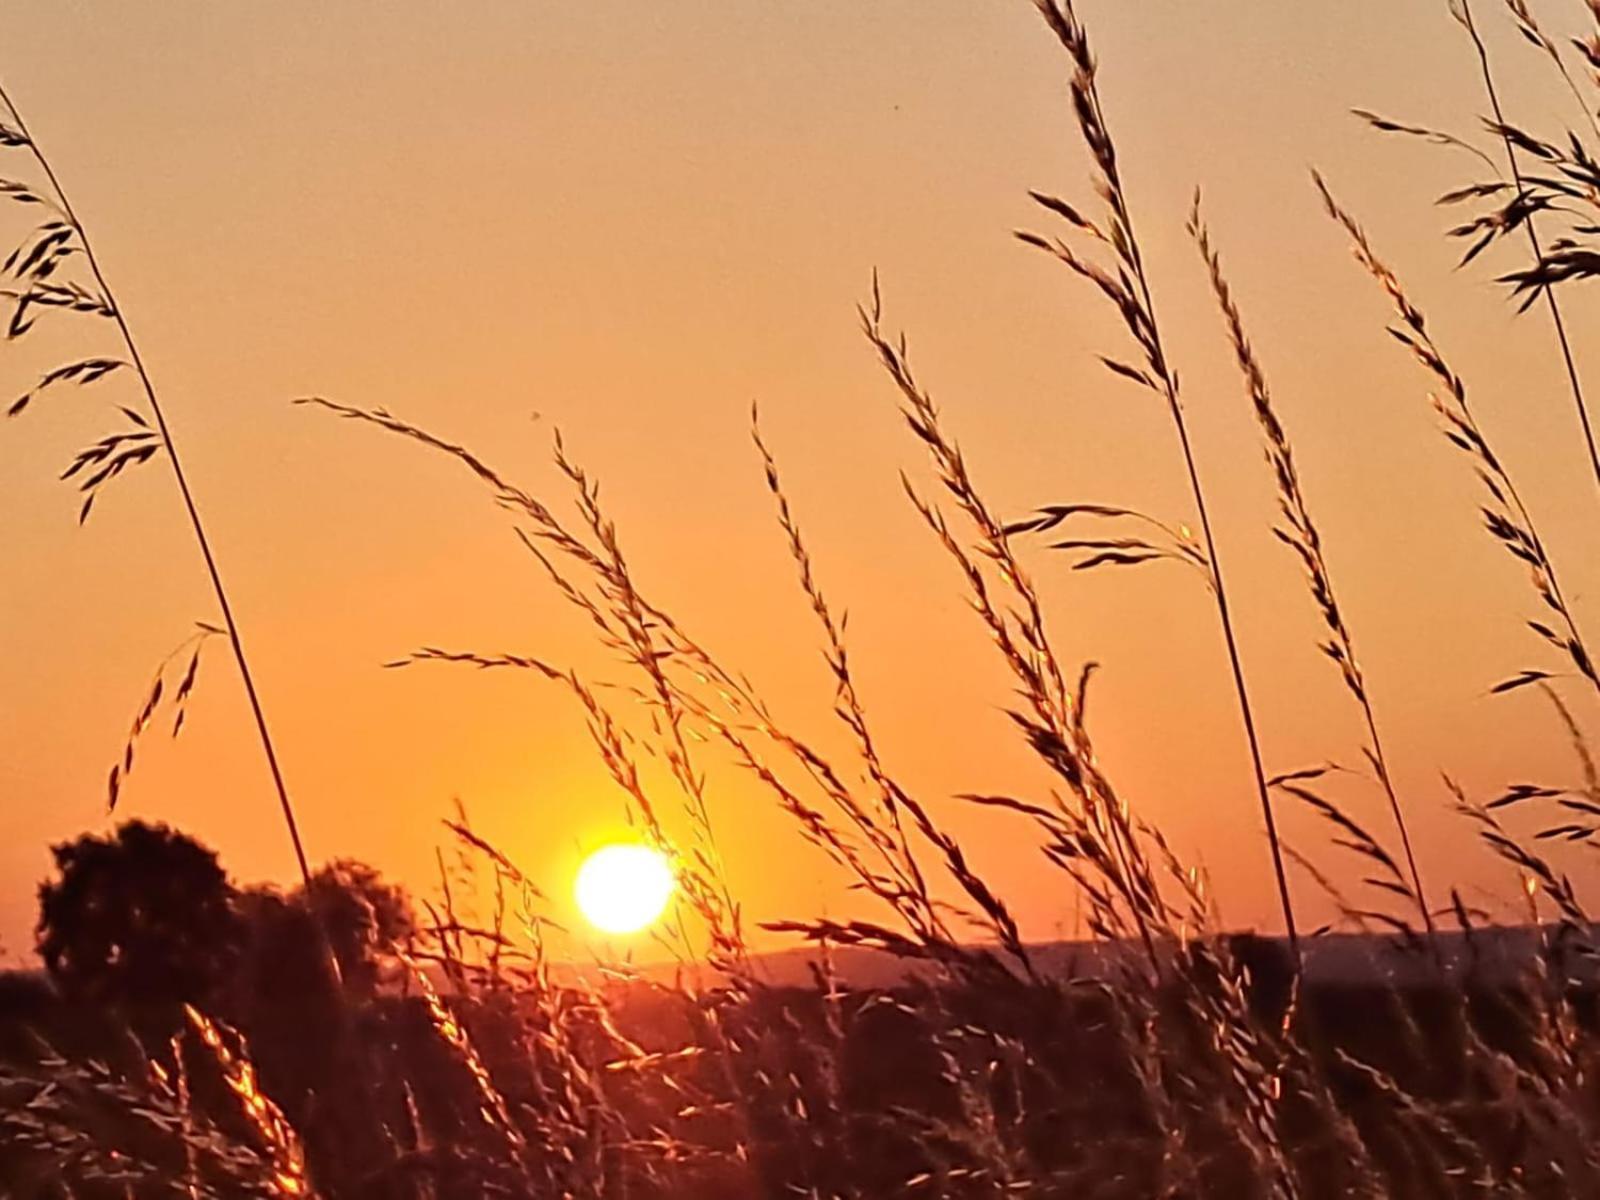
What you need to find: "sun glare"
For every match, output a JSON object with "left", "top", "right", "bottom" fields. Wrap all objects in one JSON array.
[{"left": 575, "top": 843, "right": 676, "bottom": 935}]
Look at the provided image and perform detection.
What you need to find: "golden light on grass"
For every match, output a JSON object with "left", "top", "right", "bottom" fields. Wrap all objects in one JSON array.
[{"left": 574, "top": 843, "right": 676, "bottom": 935}]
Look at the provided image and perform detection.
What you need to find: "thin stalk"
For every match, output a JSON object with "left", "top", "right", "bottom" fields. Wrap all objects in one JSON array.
[
  {"left": 1460, "top": 0, "right": 1600, "bottom": 498},
  {"left": 1168, "top": 402, "right": 1302, "bottom": 962},
  {"left": 1317, "top": 174, "right": 1600, "bottom": 706},
  {"left": 0, "top": 83, "right": 313, "bottom": 891},
  {"left": 1084, "top": 81, "right": 1300, "bottom": 964},
  {"left": 1028, "top": 0, "right": 1301, "bottom": 959},
  {"left": 1368, "top": 723, "right": 1434, "bottom": 935},
  {"left": 1193, "top": 208, "right": 1434, "bottom": 942}
]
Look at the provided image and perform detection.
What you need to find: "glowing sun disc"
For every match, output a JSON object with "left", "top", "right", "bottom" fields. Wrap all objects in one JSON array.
[{"left": 575, "top": 843, "right": 676, "bottom": 935}]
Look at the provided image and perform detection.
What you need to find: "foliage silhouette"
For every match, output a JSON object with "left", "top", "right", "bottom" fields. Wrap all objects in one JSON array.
[
  {"left": 36, "top": 821, "right": 242, "bottom": 1012},
  {"left": 297, "top": 859, "right": 417, "bottom": 998}
]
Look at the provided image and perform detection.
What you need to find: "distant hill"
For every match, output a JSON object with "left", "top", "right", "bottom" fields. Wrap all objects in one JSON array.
[{"left": 553, "top": 924, "right": 1596, "bottom": 992}]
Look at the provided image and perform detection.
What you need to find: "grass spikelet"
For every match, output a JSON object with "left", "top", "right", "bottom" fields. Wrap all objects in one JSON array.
[
  {"left": 1316, "top": 173, "right": 1599, "bottom": 707},
  {"left": 397, "top": 956, "right": 528, "bottom": 1160},
  {"left": 0, "top": 78, "right": 313, "bottom": 889},
  {"left": 106, "top": 623, "right": 222, "bottom": 811},
  {"left": 1456, "top": 0, "right": 1600, "bottom": 497},
  {"left": 862, "top": 280, "right": 1170, "bottom": 963},
  {"left": 183, "top": 1006, "right": 312, "bottom": 1197},
  {"left": 1190, "top": 196, "right": 1433, "bottom": 940},
  {"left": 1020, "top": 0, "right": 1301, "bottom": 958}
]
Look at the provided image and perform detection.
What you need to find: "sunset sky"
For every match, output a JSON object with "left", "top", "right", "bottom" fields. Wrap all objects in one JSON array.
[{"left": 4, "top": 2, "right": 1599, "bottom": 961}]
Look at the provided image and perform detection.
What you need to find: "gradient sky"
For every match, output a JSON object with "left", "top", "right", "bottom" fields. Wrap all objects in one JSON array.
[{"left": 4, "top": 2, "right": 1599, "bottom": 961}]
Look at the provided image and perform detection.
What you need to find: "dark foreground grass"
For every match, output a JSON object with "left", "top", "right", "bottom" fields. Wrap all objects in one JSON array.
[
  {"left": 4, "top": 915, "right": 1600, "bottom": 1198},
  {"left": 8, "top": 0, "right": 1600, "bottom": 1196}
]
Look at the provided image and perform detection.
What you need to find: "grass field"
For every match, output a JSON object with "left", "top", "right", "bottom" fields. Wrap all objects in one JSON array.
[{"left": 7, "top": 1, "right": 1600, "bottom": 1196}]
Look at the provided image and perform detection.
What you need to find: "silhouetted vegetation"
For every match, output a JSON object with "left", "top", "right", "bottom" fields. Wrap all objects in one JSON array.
[
  {"left": 6, "top": 828, "right": 1600, "bottom": 1197},
  {"left": 10, "top": 0, "right": 1600, "bottom": 1196},
  {"left": 36, "top": 822, "right": 241, "bottom": 1016}
]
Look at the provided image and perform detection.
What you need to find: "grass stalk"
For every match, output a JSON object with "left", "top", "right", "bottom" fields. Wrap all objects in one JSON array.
[
  {"left": 1317, "top": 174, "right": 1600, "bottom": 703},
  {"left": 0, "top": 82, "right": 312, "bottom": 890},
  {"left": 1025, "top": 0, "right": 1300, "bottom": 960},
  {"left": 1458, "top": 0, "right": 1600, "bottom": 500},
  {"left": 1190, "top": 199, "right": 1435, "bottom": 941}
]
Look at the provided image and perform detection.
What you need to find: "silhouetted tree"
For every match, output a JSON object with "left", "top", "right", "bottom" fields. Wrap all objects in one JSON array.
[
  {"left": 35, "top": 821, "right": 242, "bottom": 1012},
  {"left": 298, "top": 858, "right": 416, "bottom": 995},
  {"left": 229, "top": 868, "right": 417, "bottom": 1198}
]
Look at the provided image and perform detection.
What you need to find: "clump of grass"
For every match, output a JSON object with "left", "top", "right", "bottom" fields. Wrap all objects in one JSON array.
[
  {"left": 303, "top": 274, "right": 1325, "bottom": 1192},
  {"left": 0, "top": 1038, "right": 302, "bottom": 1196},
  {"left": 858, "top": 281, "right": 1173, "bottom": 962},
  {"left": 1188, "top": 197, "right": 1433, "bottom": 940},
  {"left": 1013, "top": 0, "right": 1300, "bottom": 957}
]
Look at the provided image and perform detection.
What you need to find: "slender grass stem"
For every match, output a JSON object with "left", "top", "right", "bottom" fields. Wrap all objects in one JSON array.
[
  {"left": 1459, "top": 0, "right": 1600, "bottom": 501},
  {"left": 1365, "top": 711, "right": 1435, "bottom": 939},
  {"left": 1168, "top": 401, "right": 1301, "bottom": 961},
  {"left": 1193, "top": 207, "right": 1433, "bottom": 942},
  {"left": 1029, "top": 0, "right": 1301, "bottom": 961},
  {"left": 0, "top": 82, "right": 313, "bottom": 891}
]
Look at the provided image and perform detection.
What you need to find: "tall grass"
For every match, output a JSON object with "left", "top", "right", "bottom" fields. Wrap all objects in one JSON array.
[
  {"left": 1188, "top": 200, "right": 1435, "bottom": 942},
  {"left": 11, "top": 1, "right": 1600, "bottom": 1198},
  {"left": 1458, "top": 0, "right": 1599, "bottom": 497},
  {"left": 0, "top": 82, "right": 312, "bottom": 887},
  {"left": 1010, "top": 0, "right": 1301, "bottom": 958},
  {"left": 1315, "top": 173, "right": 1599, "bottom": 704}
]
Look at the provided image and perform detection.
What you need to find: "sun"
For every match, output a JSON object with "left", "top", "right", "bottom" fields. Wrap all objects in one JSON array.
[{"left": 575, "top": 843, "right": 676, "bottom": 935}]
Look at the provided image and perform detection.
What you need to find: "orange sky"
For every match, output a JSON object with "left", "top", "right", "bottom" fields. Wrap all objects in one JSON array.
[{"left": 4, "top": 2, "right": 1599, "bottom": 962}]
